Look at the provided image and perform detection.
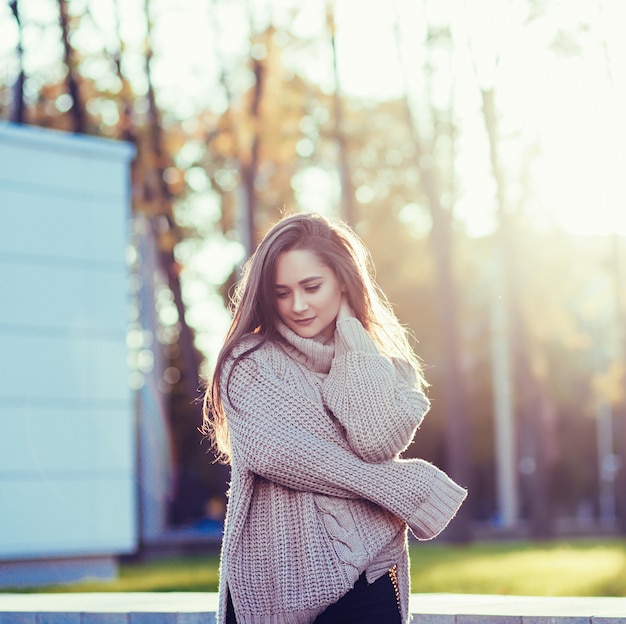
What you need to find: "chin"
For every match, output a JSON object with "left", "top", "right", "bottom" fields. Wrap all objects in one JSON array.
[{"left": 292, "top": 327, "right": 318, "bottom": 338}]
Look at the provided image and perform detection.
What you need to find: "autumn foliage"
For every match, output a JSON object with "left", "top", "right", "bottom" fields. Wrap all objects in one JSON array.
[{"left": 1, "top": 0, "right": 625, "bottom": 540}]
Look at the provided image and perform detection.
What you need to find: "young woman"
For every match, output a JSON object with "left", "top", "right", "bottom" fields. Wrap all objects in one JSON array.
[{"left": 204, "top": 212, "right": 466, "bottom": 624}]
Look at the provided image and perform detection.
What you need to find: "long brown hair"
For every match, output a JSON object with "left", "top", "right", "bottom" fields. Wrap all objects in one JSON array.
[{"left": 203, "top": 212, "right": 426, "bottom": 462}]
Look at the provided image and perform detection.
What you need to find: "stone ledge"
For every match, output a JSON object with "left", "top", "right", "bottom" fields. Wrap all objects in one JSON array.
[
  {"left": 409, "top": 594, "right": 626, "bottom": 623},
  {"left": 1, "top": 593, "right": 626, "bottom": 623}
]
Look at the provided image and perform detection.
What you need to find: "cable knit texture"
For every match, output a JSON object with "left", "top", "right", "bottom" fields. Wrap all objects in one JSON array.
[{"left": 217, "top": 318, "right": 467, "bottom": 624}]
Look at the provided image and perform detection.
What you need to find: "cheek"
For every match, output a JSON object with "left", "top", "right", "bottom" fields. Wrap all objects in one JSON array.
[
  {"left": 275, "top": 299, "right": 287, "bottom": 318},
  {"left": 330, "top": 286, "right": 343, "bottom": 311}
]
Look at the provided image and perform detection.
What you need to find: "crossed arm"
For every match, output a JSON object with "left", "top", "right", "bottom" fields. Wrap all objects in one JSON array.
[{"left": 224, "top": 338, "right": 465, "bottom": 540}]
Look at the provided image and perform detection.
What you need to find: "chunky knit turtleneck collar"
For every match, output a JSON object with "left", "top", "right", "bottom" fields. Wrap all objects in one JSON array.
[{"left": 276, "top": 322, "right": 335, "bottom": 374}]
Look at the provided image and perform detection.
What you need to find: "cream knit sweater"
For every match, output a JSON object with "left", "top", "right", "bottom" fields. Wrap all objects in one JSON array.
[{"left": 217, "top": 317, "right": 467, "bottom": 624}]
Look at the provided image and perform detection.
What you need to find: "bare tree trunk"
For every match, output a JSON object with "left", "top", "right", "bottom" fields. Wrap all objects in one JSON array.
[
  {"left": 142, "top": 0, "right": 169, "bottom": 206},
  {"left": 414, "top": 152, "right": 472, "bottom": 543},
  {"left": 239, "top": 54, "right": 264, "bottom": 256},
  {"left": 481, "top": 87, "right": 518, "bottom": 530},
  {"left": 481, "top": 88, "right": 552, "bottom": 538},
  {"left": 207, "top": 0, "right": 264, "bottom": 256},
  {"left": 9, "top": 0, "right": 25, "bottom": 123},
  {"left": 327, "top": 1, "right": 356, "bottom": 226},
  {"left": 156, "top": 218, "right": 203, "bottom": 405},
  {"left": 142, "top": 0, "right": 202, "bottom": 404},
  {"left": 610, "top": 235, "right": 626, "bottom": 533},
  {"left": 594, "top": 9, "right": 626, "bottom": 535},
  {"left": 429, "top": 199, "right": 472, "bottom": 542},
  {"left": 58, "top": 0, "right": 87, "bottom": 133},
  {"left": 111, "top": 0, "right": 136, "bottom": 144},
  {"left": 141, "top": 0, "right": 211, "bottom": 523},
  {"left": 392, "top": 8, "right": 472, "bottom": 542}
]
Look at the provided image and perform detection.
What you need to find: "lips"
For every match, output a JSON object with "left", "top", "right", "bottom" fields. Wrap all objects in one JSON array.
[{"left": 294, "top": 317, "right": 315, "bottom": 325}]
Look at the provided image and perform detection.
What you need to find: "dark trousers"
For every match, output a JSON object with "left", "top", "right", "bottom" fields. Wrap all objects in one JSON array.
[
  {"left": 226, "top": 571, "right": 401, "bottom": 624},
  {"left": 313, "top": 571, "right": 401, "bottom": 624}
]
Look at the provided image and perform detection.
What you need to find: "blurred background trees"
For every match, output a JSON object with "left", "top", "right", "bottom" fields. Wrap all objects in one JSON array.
[{"left": 1, "top": 0, "right": 624, "bottom": 542}]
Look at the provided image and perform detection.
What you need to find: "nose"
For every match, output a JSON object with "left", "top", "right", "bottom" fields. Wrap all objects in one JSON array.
[{"left": 292, "top": 290, "right": 308, "bottom": 314}]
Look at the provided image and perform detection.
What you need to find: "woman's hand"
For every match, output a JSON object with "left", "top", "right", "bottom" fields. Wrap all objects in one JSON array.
[{"left": 337, "top": 294, "right": 355, "bottom": 321}]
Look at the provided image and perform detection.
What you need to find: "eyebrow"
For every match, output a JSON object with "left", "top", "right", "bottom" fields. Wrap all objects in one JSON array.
[{"left": 275, "top": 276, "right": 324, "bottom": 288}]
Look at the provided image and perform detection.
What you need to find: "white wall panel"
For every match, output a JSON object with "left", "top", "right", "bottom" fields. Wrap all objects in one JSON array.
[
  {"left": 0, "top": 122, "right": 136, "bottom": 562},
  {"left": 0, "top": 478, "right": 136, "bottom": 558},
  {"left": 0, "top": 406, "right": 133, "bottom": 474},
  {"left": 0, "top": 333, "right": 128, "bottom": 402},
  {"left": 0, "top": 261, "right": 127, "bottom": 332},
  {"left": 0, "top": 188, "right": 127, "bottom": 264},
  {"left": 0, "top": 128, "right": 130, "bottom": 199}
]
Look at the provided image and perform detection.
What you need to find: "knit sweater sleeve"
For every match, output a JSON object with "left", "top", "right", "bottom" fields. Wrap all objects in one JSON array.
[
  {"left": 321, "top": 317, "right": 430, "bottom": 463},
  {"left": 223, "top": 342, "right": 466, "bottom": 540}
]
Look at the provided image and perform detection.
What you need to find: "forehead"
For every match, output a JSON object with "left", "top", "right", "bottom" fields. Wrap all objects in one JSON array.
[{"left": 275, "top": 249, "right": 331, "bottom": 283}]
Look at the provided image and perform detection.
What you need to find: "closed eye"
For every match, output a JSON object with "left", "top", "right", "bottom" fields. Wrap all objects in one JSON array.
[
  {"left": 305, "top": 284, "right": 321, "bottom": 292},
  {"left": 276, "top": 291, "right": 290, "bottom": 299}
]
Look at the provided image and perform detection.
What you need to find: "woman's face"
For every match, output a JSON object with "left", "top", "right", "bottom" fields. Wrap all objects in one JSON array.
[{"left": 274, "top": 248, "right": 343, "bottom": 340}]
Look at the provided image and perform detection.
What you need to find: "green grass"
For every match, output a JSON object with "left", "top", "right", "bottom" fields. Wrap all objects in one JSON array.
[
  {"left": 409, "top": 539, "right": 626, "bottom": 596},
  {"left": 12, "top": 554, "right": 222, "bottom": 594},
  {"left": 9, "top": 539, "right": 626, "bottom": 597}
]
